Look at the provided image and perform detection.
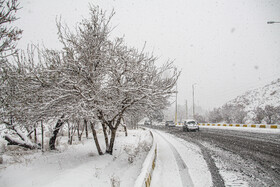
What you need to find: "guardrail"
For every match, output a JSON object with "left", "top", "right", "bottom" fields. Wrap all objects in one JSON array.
[
  {"left": 134, "top": 131, "right": 157, "bottom": 187},
  {"left": 198, "top": 123, "right": 280, "bottom": 129}
]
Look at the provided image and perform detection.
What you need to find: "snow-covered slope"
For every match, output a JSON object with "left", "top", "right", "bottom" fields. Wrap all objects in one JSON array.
[
  {"left": 226, "top": 78, "right": 280, "bottom": 120},
  {"left": 228, "top": 78, "right": 280, "bottom": 110}
]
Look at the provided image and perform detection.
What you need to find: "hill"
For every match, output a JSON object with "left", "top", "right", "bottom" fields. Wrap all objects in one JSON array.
[{"left": 227, "top": 78, "right": 280, "bottom": 123}]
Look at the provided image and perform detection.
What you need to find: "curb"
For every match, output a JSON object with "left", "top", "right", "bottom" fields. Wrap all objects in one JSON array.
[
  {"left": 134, "top": 130, "right": 157, "bottom": 187},
  {"left": 198, "top": 123, "right": 280, "bottom": 129}
]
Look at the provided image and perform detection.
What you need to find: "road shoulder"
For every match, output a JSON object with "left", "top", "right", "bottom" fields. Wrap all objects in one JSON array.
[{"left": 150, "top": 129, "right": 212, "bottom": 187}]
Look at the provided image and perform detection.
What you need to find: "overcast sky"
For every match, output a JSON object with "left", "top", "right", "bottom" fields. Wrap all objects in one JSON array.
[{"left": 16, "top": 0, "right": 280, "bottom": 110}]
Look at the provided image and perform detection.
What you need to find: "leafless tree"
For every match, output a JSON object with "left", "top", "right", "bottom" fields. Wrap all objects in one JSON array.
[
  {"left": 1, "top": 5, "right": 179, "bottom": 155},
  {"left": 263, "top": 105, "right": 278, "bottom": 124},
  {"left": 253, "top": 105, "right": 279, "bottom": 124},
  {"left": 208, "top": 108, "right": 223, "bottom": 123},
  {"left": 0, "top": 0, "right": 22, "bottom": 59},
  {"left": 253, "top": 107, "right": 266, "bottom": 124},
  {"left": 194, "top": 114, "right": 207, "bottom": 123},
  {"left": 221, "top": 104, "right": 233, "bottom": 123},
  {"left": 55, "top": 6, "right": 179, "bottom": 154},
  {"left": 231, "top": 104, "right": 246, "bottom": 124}
]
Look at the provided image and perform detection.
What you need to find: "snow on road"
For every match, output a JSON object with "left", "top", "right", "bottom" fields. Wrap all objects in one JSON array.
[
  {"left": 150, "top": 129, "right": 212, "bottom": 187},
  {"left": 163, "top": 125, "right": 280, "bottom": 186}
]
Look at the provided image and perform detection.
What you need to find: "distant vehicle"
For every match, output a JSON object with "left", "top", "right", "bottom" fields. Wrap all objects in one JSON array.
[
  {"left": 177, "top": 121, "right": 184, "bottom": 126},
  {"left": 165, "top": 121, "right": 175, "bottom": 127},
  {"left": 144, "top": 120, "right": 151, "bottom": 125},
  {"left": 183, "top": 119, "right": 199, "bottom": 132}
]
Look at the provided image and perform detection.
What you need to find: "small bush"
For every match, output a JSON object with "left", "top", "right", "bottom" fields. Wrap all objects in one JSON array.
[
  {"left": 110, "top": 174, "right": 120, "bottom": 187},
  {"left": 0, "top": 141, "right": 6, "bottom": 154},
  {"left": 123, "top": 138, "right": 151, "bottom": 164}
]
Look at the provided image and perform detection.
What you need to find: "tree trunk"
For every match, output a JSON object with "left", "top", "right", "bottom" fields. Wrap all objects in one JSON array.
[
  {"left": 77, "top": 121, "right": 81, "bottom": 141},
  {"left": 49, "top": 116, "right": 64, "bottom": 150},
  {"left": 41, "top": 121, "right": 44, "bottom": 151},
  {"left": 34, "top": 124, "right": 37, "bottom": 144},
  {"left": 106, "top": 117, "right": 122, "bottom": 155},
  {"left": 268, "top": 116, "right": 272, "bottom": 124},
  {"left": 69, "top": 133, "right": 73, "bottom": 145},
  {"left": 26, "top": 126, "right": 32, "bottom": 140},
  {"left": 84, "top": 119, "right": 88, "bottom": 139},
  {"left": 9, "top": 126, "right": 38, "bottom": 148},
  {"left": 124, "top": 125, "right": 127, "bottom": 137},
  {"left": 107, "top": 128, "right": 117, "bottom": 155},
  {"left": 121, "top": 117, "right": 128, "bottom": 136},
  {"left": 101, "top": 123, "right": 109, "bottom": 151},
  {"left": 69, "top": 125, "right": 77, "bottom": 145},
  {"left": 67, "top": 122, "right": 70, "bottom": 143},
  {"left": 90, "top": 122, "right": 103, "bottom": 155},
  {"left": 4, "top": 135, "right": 37, "bottom": 149},
  {"left": 77, "top": 120, "right": 84, "bottom": 141}
]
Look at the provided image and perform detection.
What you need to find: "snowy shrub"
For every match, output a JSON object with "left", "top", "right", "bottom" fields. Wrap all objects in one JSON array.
[
  {"left": 123, "top": 137, "right": 152, "bottom": 164},
  {"left": 124, "top": 145, "right": 137, "bottom": 164},
  {"left": 128, "top": 156, "right": 134, "bottom": 164},
  {"left": 140, "top": 141, "right": 152, "bottom": 152},
  {"left": 0, "top": 139, "right": 6, "bottom": 154},
  {"left": 55, "top": 137, "right": 71, "bottom": 151},
  {"left": 110, "top": 174, "right": 120, "bottom": 187},
  {"left": 6, "top": 145, "right": 22, "bottom": 151},
  {"left": 60, "top": 142, "right": 69, "bottom": 152}
]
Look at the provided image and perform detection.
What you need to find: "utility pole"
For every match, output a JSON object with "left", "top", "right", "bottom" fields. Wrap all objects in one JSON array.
[
  {"left": 185, "top": 100, "right": 188, "bottom": 119},
  {"left": 192, "top": 83, "right": 197, "bottom": 119}
]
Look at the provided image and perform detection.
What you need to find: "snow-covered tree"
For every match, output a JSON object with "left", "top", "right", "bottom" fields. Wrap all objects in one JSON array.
[
  {"left": 55, "top": 6, "right": 179, "bottom": 154},
  {"left": 208, "top": 108, "right": 223, "bottom": 123},
  {"left": 0, "top": 0, "right": 22, "bottom": 59},
  {"left": 220, "top": 104, "right": 233, "bottom": 123},
  {"left": 1, "top": 5, "right": 179, "bottom": 154},
  {"left": 253, "top": 105, "right": 279, "bottom": 124},
  {"left": 95, "top": 41, "right": 179, "bottom": 154},
  {"left": 231, "top": 104, "right": 246, "bottom": 124},
  {"left": 194, "top": 114, "right": 206, "bottom": 123},
  {"left": 218, "top": 104, "right": 247, "bottom": 124},
  {"left": 253, "top": 107, "right": 266, "bottom": 124},
  {"left": 263, "top": 105, "right": 278, "bottom": 124}
]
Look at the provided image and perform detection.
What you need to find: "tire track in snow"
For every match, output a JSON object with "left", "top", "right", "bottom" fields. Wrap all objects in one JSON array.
[{"left": 154, "top": 130, "right": 194, "bottom": 187}]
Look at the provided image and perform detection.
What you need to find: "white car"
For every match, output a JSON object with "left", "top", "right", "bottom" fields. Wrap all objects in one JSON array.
[
  {"left": 183, "top": 119, "right": 199, "bottom": 132},
  {"left": 165, "top": 121, "right": 175, "bottom": 127}
]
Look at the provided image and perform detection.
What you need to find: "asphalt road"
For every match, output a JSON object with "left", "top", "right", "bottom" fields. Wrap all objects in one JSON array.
[{"left": 149, "top": 125, "right": 280, "bottom": 187}]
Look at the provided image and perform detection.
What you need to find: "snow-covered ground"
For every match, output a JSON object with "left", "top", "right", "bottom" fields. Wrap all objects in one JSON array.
[
  {"left": 0, "top": 129, "right": 152, "bottom": 187},
  {"left": 0, "top": 127, "right": 214, "bottom": 187}
]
